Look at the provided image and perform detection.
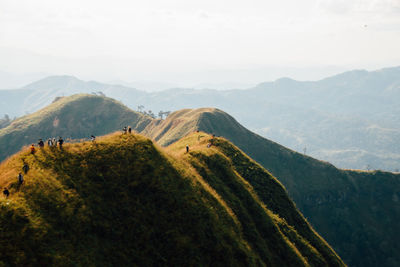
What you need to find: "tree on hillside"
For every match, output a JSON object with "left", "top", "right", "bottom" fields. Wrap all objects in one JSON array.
[
  {"left": 138, "top": 105, "right": 145, "bottom": 113},
  {"left": 0, "top": 114, "right": 10, "bottom": 129},
  {"left": 157, "top": 111, "right": 171, "bottom": 120},
  {"left": 91, "top": 91, "right": 106, "bottom": 97},
  {"left": 147, "top": 110, "right": 156, "bottom": 119}
]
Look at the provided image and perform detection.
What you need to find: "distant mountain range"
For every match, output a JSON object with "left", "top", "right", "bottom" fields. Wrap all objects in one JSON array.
[
  {"left": 1, "top": 66, "right": 399, "bottom": 171},
  {"left": 0, "top": 94, "right": 399, "bottom": 267}
]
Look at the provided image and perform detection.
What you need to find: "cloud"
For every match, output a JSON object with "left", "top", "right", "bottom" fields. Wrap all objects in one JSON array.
[{"left": 316, "top": 0, "right": 400, "bottom": 15}]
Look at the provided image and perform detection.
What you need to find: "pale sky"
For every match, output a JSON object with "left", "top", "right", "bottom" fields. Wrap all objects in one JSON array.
[{"left": 0, "top": 0, "right": 399, "bottom": 88}]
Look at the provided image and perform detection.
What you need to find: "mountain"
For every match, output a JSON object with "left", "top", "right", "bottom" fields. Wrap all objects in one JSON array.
[
  {"left": 0, "top": 75, "right": 146, "bottom": 117},
  {"left": 144, "top": 108, "right": 400, "bottom": 267},
  {"left": 1, "top": 93, "right": 398, "bottom": 266},
  {"left": 0, "top": 70, "right": 49, "bottom": 90},
  {"left": 0, "top": 94, "right": 152, "bottom": 162},
  {"left": 0, "top": 132, "right": 344, "bottom": 266},
  {"left": 1, "top": 67, "right": 400, "bottom": 171}
]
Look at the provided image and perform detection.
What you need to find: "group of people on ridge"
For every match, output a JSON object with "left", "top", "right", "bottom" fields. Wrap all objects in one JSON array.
[
  {"left": 3, "top": 132, "right": 100, "bottom": 199},
  {"left": 3, "top": 162, "right": 30, "bottom": 198},
  {"left": 30, "top": 137, "right": 64, "bottom": 154},
  {"left": 122, "top": 126, "right": 132, "bottom": 134},
  {"left": 2, "top": 129, "right": 217, "bottom": 199}
]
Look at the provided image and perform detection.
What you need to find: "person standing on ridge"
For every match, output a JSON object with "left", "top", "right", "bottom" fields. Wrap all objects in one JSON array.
[
  {"left": 58, "top": 137, "right": 64, "bottom": 149},
  {"left": 3, "top": 188, "right": 9, "bottom": 198},
  {"left": 47, "top": 138, "right": 53, "bottom": 146},
  {"left": 123, "top": 126, "right": 127, "bottom": 134},
  {"left": 30, "top": 144, "right": 35, "bottom": 154},
  {"left": 18, "top": 173, "right": 24, "bottom": 185},
  {"left": 186, "top": 145, "right": 189, "bottom": 153},
  {"left": 128, "top": 127, "right": 132, "bottom": 134},
  {"left": 52, "top": 137, "right": 57, "bottom": 146},
  {"left": 38, "top": 139, "right": 44, "bottom": 148},
  {"left": 91, "top": 135, "right": 96, "bottom": 142},
  {"left": 22, "top": 162, "right": 29, "bottom": 174}
]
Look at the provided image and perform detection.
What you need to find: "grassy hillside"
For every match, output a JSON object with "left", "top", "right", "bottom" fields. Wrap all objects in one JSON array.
[
  {"left": 0, "top": 94, "right": 152, "bottom": 162},
  {"left": 144, "top": 108, "right": 400, "bottom": 267},
  {"left": 0, "top": 132, "right": 344, "bottom": 266}
]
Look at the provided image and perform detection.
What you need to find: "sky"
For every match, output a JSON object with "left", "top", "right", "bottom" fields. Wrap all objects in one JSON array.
[{"left": 0, "top": 0, "right": 399, "bottom": 89}]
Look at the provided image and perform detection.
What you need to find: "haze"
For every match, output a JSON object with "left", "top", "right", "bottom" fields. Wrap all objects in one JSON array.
[{"left": 1, "top": 0, "right": 400, "bottom": 89}]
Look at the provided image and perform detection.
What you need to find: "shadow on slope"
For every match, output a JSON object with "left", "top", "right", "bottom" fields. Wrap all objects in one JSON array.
[
  {"left": 144, "top": 108, "right": 400, "bottom": 267},
  {"left": 0, "top": 132, "right": 344, "bottom": 266}
]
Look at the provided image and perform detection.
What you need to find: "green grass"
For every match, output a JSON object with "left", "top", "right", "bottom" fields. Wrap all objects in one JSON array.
[
  {"left": 144, "top": 107, "right": 400, "bottom": 267},
  {"left": 168, "top": 132, "right": 344, "bottom": 266},
  {"left": 0, "top": 132, "right": 345, "bottom": 266},
  {"left": 0, "top": 94, "right": 152, "bottom": 162}
]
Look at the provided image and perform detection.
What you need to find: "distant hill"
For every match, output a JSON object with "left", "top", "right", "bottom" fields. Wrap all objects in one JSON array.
[
  {"left": 1, "top": 67, "right": 399, "bottom": 171},
  {"left": 0, "top": 75, "right": 146, "bottom": 117},
  {"left": 0, "top": 94, "right": 152, "bottom": 162},
  {"left": 0, "top": 132, "right": 344, "bottom": 266},
  {"left": 144, "top": 108, "right": 400, "bottom": 267}
]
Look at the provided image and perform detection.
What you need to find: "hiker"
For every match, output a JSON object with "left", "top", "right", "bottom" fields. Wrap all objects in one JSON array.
[
  {"left": 128, "top": 127, "right": 132, "bottom": 134},
  {"left": 58, "top": 137, "right": 64, "bottom": 149},
  {"left": 18, "top": 173, "right": 24, "bottom": 185},
  {"left": 186, "top": 145, "right": 189, "bottom": 153},
  {"left": 22, "top": 163, "right": 29, "bottom": 174},
  {"left": 47, "top": 138, "right": 53, "bottom": 146},
  {"left": 30, "top": 144, "right": 36, "bottom": 154},
  {"left": 3, "top": 188, "right": 9, "bottom": 198},
  {"left": 91, "top": 135, "right": 96, "bottom": 142},
  {"left": 52, "top": 138, "right": 57, "bottom": 146},
  {"left": 123, "top": 126, "right": 127, "bottom": 134},
  {"left": 38, "top": 139, "right": 44, "bottom": 148}
]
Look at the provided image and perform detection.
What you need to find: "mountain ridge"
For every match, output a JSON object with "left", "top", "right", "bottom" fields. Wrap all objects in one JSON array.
[
  {"left": 0, "top": 131, "right": 344, "bottom": 266},
  {"left": 145, "top": 107, "right": 400, "bottom": 267},
  {"left": 1, "top": 94, "right": 399, "bottom": 266},
  {"left": 0, "top": 94, "right": 152, "bottom": 162}
]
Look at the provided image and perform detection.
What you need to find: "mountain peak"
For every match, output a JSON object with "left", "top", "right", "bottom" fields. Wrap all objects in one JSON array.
[
  {"left": 142, "top": 108, "right": 229, "bottom": 146},
  {"left": 22, "top": 75, "right": 82, "bottom": 90},
  {"left": 0, "top": 94, "right": 152, "bottom": 161}
]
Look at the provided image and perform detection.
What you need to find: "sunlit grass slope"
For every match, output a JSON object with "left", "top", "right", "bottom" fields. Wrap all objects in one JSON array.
[
  {"left": 167, "top": 132, "right": 344, "bottom": 267},
  {"left": 0, "top": 94, "right": 152, "bottom": 162},
  {"left": 145, "top": 108, "right": 400, "bottom": 267},
  {"left": 0, "top": 132, "right": 344, "bottom": 266}
]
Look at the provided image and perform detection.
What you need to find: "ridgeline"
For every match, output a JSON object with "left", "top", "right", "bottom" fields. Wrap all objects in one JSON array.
[
  {"left": 0, "top": 94, "right": 152, "bottom": 162},
  {"left": 1, "top": 95, "right": 399, "bottom": 266},
  {"left": 0, "top": 132, "right": 344, "bottom": 266},
  {"left": 145, "top": 108, "right": 400, "bottom": 267}
]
